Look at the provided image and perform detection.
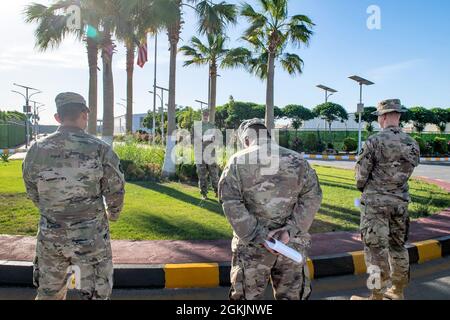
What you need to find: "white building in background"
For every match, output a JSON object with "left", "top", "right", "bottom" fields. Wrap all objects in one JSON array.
[
  {"left": 114, "top": 113, "right": 149, "bottom": 135},
  {"left": 279, "top": 113, "right": 449, "bottom": 133},
  {"left": 277, "top": 113, "right": 381, "bottom": 131}
]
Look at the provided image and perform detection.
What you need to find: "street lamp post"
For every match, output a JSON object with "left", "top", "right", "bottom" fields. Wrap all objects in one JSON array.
[
  {"left": 195, "top": 100, "right": 208, "bottom": 115},
  {"left": 152, "top": 34, "right": 158, "bottom": 141},
  {"left": 316, "top": 84, "right": 338, "bottom": 132},
  {"left": 349, "top": 75, "right": 375, "bottom": 153},
  {"left": 149, "top": 90, "right": 166, "bottom": 143},
  {"left": 30, "top": 100, "right": 45, "bottom": 139},
  {"left": 11, "top": 83, "right": 41, "bottom": 149},
  {"left": 156, "top": 86, "right": 169, "bottom": 142},
  {"left": 316, "top": 84, "right": 338, "bottom": 103},
  {"left": 117, "top": 102, "right": 127, "bottom": 135}
]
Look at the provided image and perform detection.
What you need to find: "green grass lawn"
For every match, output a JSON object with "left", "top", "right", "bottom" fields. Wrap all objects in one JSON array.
[{"left": 1, "top": 160, "right": 449, "bottom": 240}]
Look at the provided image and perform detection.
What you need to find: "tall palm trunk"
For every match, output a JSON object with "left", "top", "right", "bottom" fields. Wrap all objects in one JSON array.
[
  {"left": 126, "top": 42, "right": 135, "bottom": 134},
  {"left": 265, "top": 51, "right": 276, "bottom": 131},
  {"left": 102, "top": 30, "right": 115, "bottom": 145},
  {"left": 209, "top": 61, "right": 217, "bottom": 124},
  {"left": 162, "top": 19, "right": 181, "bottom": 178},
  {"left": 87, "top": 38, "right": 98, "bottom": 135}
]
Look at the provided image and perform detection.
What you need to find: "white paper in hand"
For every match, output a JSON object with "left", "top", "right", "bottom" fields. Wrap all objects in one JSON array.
[{"left": 265, "top": 239, "right": 304, "bottom": 264}]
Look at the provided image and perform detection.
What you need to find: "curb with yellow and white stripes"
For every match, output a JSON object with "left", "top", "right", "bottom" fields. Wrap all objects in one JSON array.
[
  {"left": 1, "top": 235, "right": 449, "bottom": 289},
  {"left": 303, "top": 154, "right": 450, "bottom": 162},
  {"left": 2, "top": 149, "right": 449, "bottom": 162}
]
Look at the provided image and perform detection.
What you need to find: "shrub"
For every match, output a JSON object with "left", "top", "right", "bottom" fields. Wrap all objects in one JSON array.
[
  {"left": 432, "top": 137, "right": 448, "bottom": 155},
  {"left": 1, "top": 153, "right": 10, "bottom": 163},
  {"left": 342, "top": 137, "right": 358, "bottom": 153},
  {"left": 176, "top": 163, "right": 198, "bottom": 182},
  {"left": 290, "top": 137, "right": 304, "bottom": 153},
  {"left": 413, "top": 136, "right": 431, "bottom": 155},
  {"left": 115, "top": 143, "right": 165, "bottom": 168},
  {"left": 278, "top": 132, "right": 290, "bottom": 148},
  {"left": 303, "top": 133, "right": 325, "bottom": 153},
  {"left": 121, "top": 161, "right": 145, "bottom": 181}
]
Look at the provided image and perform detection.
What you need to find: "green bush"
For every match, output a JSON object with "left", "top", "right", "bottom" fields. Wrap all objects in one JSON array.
[
  {"left": 413, "top": 136, "right": 431, "bottom": 155},
  {"left": 115, "top": 143, "right": 165, "bottom": 168},
  {"left": 432, "top": 137, "right": 448, "bottom": 155},
  {"left": 176, "top": 163, "right": 198, "bottom": 182},
  {"left": 302, "top": 133, "right": 325, "bottom": 153},
  {"left": 290, "top": 137, "right": 304, "bottom": 153},
  {"left": 278, "top": 132, "right": 289, "bottom": 148},
  {"left": 1, "top": 153, "right": 10, "bottom": 163},
  {"left": 342, "top": 137, "right": 358, "bottom": 152}
]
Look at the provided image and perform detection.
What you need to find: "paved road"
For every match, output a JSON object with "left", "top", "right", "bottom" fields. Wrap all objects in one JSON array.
[
  {"left": 309, "top": 160, "right": 450, "bottom": 182},
  {"left": 9, "top": 156, "right": 449, "bottom": 182},
  {"left": 2, "top": 257, "right": 449, "bottom": 300}
]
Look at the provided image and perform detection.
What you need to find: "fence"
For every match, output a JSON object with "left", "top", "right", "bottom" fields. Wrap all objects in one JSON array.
[
  {"left": 278, "top": 129, "right": 450, "bottom": 151},
  {"left": 0, "top": 121, "right": 26, "bottom": 149}
]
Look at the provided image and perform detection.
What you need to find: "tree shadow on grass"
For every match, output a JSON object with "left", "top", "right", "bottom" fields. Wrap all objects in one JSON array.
[
  {"left": 318, "top": 203, "right": 361, "bottom": 226},
  {"left": 319, "top": 180, "right": 358, "bottom": 191},
  {"left": 116, "top": 211, "right": 231, "bottom": 241},
  {"left": 310, "top": 218, "right": 356, "bottom": 234},
  {"left": 318, "top": 173, "right": 355, "bottom": 183},
  {"left": 130, "top": 181, "right": 224, "bottom": 216}
]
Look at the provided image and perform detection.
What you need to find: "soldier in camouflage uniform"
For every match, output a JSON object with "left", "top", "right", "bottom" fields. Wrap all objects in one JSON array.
[
  {"left": 22, "top": 92, "right": 125, "bottom": 300},
  {"left": 218, "top": 119, "right": 322, "bottom": 300},
  {"left": 352, "top": 99, "right": 420, "bottom": 300},
  {"left": 195, "top": 110, "right": 220, "bottom": 200}
]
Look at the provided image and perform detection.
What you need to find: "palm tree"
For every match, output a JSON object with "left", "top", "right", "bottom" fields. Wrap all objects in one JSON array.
[
  {"left": 241, "top": 0, "right": 314, "bottom": 130},
  {"left": 24, "top": 1, "right": 101, "bottom": 135},
  {"left": 116, "top": 0, "right": 164, "bottom": 134},
  {"left": 115, "top": 15, "right": 137, "bottom": 134},
  {"left": 180, "top": 34, "right": 250, "bottom": 123},
  {"left": 161, "top": 0, "right": 237, "bottom": 178}
]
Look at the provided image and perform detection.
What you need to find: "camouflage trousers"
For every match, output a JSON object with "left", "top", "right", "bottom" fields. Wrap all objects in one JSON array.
[
  {"left": 360, "top": 203, "right": 410, "bottom": 294},
  {"left": 229, "top": 243, "right": 311, "bottom": 300},
  {"left": 196, "top": 163, "right": 220, "bottom": 196},
  {"left": 33, "top": 218, "right": 114, "bottom": 300}
]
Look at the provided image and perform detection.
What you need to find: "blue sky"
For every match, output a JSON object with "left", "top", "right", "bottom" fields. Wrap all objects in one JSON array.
[{"left": 1, "top": 0, "right": 449, "bottom": 125}]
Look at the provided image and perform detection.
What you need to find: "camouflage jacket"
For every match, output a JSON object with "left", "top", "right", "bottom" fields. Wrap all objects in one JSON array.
[
  {"left": 23, "top": 126, "right": 125, "bottom": 226},
  {"left": 219, "top": 142, "right": 323, "bottom": 248},
  {"left": 356, "top": 126, "right": 420, "bottom": 205}
]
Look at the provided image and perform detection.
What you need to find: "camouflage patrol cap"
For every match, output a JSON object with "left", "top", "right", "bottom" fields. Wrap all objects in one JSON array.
[
  {"left": 372, "top": 99, "right": 407, "bottom": 116},
  {"left": 238, "top": 118, "right": 267, "bottom": 142},
  {"left": 55, "top": 92, "right": 90, "bottom": 113}
]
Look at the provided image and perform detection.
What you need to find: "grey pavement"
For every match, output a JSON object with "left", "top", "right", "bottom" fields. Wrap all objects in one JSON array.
[
  {"left": 1, "top": 256, "right": 449, "bottom": 300},
  {"left": 309, "top": 160, "right": 450, "bottom": 182}
]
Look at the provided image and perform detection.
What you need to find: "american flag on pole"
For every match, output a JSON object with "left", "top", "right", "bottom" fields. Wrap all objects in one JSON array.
[{"left": 137, "top": 38, "right": 148, "bottom": 68}]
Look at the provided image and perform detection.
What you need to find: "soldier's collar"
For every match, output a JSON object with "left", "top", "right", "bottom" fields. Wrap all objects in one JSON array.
[
  {"left": 57, "top": 126, "right": 85, "bottom": 133},
  {"left": 384, "top": 125, "right": 401, "bottom": 131}
]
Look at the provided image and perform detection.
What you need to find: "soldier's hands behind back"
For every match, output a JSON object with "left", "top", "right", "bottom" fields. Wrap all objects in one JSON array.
[
  {"left": 263, "top": 229, "right": 290, "bottom": 255},
  {"left": 268, "top": 229, "right": 290, "bottom": 244}
]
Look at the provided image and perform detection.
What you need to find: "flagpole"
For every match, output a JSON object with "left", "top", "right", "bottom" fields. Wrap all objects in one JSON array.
[{"left": 152, "top": 33, "right": 158, "bottom": 143}]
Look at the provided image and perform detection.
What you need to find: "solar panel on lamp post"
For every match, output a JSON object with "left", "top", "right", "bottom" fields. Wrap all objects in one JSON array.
[
  {"left": 195, "top": 100, "right": 208, "bottom": 115},
  {"left": 348, "top": 76, "right": 375, "bottom": 154},
  {"left": 316, "top": 85, "right": 338, "bottom": 132},
  {"left": 316, "top": 84, "right": 338, "bottom": 103}
]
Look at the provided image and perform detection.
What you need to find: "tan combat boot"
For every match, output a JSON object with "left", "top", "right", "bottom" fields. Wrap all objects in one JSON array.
[
  {"left": 350, "top": 292, "right": 384, "bottom": 300},
  {"left": 383, "top": 286, "right": 405, "bottom": 300}
]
